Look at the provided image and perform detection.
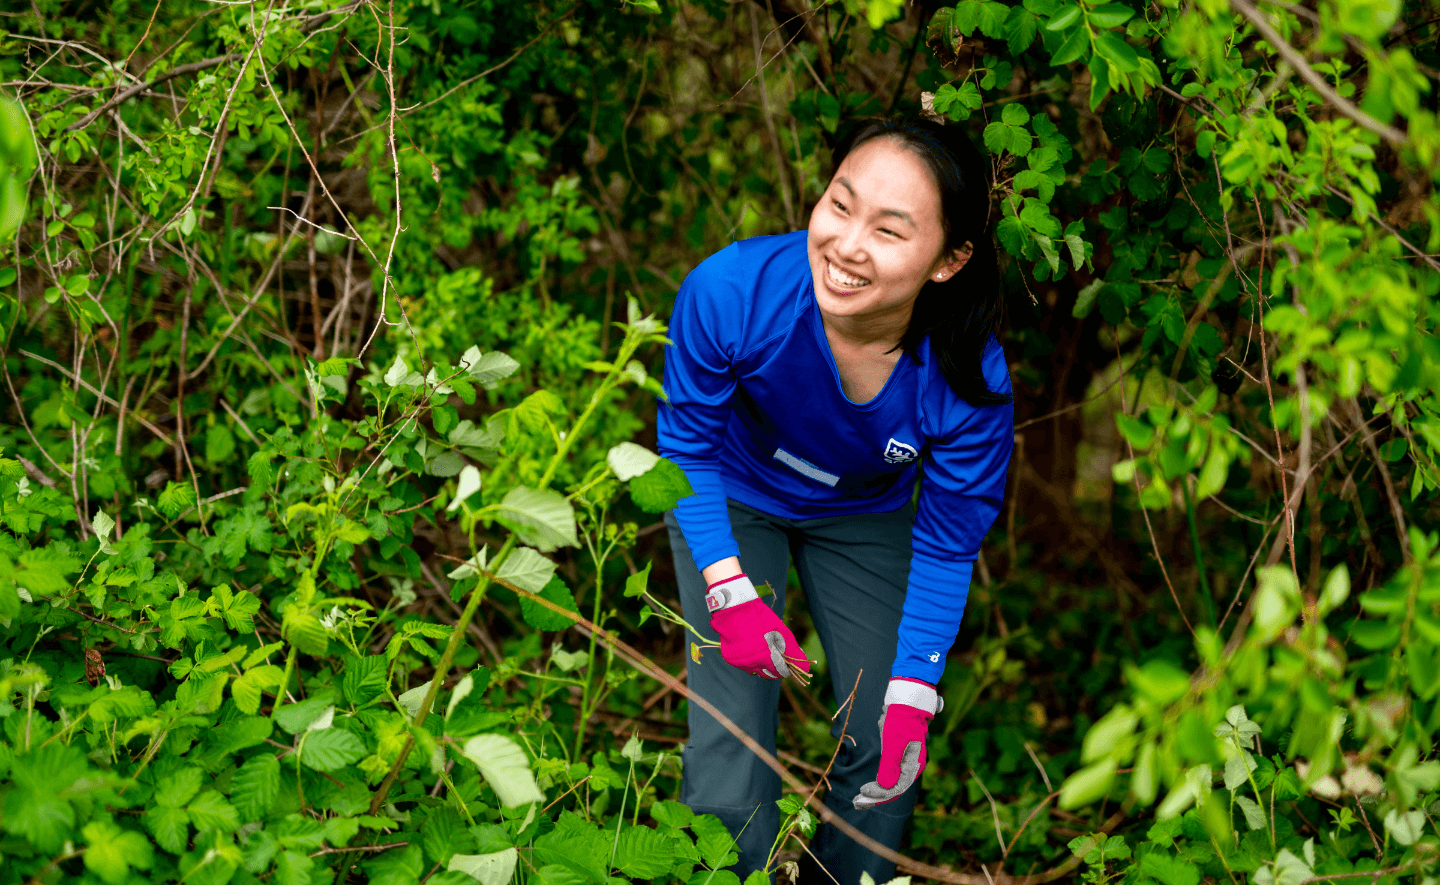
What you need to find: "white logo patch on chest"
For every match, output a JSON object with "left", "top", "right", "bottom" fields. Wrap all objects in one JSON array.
[{"left": 883, "top": 438, "right": 919, "bottom": 464}]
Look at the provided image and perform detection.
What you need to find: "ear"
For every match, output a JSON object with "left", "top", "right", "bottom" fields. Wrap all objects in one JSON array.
[{"left": 930, "top": 241, "right": 974, "bottom": 283}]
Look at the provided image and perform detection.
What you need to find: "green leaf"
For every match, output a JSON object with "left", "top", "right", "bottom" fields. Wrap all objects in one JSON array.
[
  {"left": 628, "top": 458, "right": 694, "bottom": 512},
  {"left": 1046, "top": 4, "right": 1081, "bottom": 29},
  {"left": 1051, "top": 28, "right": 1090, "bottom": 65},
  {"left": 495, "top": 546, "right": 557, "bottom": 594},
  {"left": 424, "top": 807, "right": 465, "bottom": 865},
  {"left": 157, "top": 481, "right": 197, "bottom": 518},
  {"left": 448, "top": 849, "right": 519, "bottom": 885},
  {"left": 1379, "top": 438, "right": 1408, "bottom": 461},
  {"left": 233, "top": 664, "right": 283, "bottom": 714},
  {"left": 608, "top": 441, "right": 661, "bottom": 481},
  {"left": 624, "top": 561, "right": 653, "bottom": 599},
  {"left": 1058, "top": 757, "right": 1117, "bottom": 809},
  {"left": 498, "top": 486, "right": 578, "bottom": 552},
  {"left": 1115, "top": 413, "right": 1154, "bottom": 449},
  {"left": 188, "top": 790, "right": 240, "bottom": 832},
  {"left": 65, "top": 273, "right": 90, "bottom": 295},
  {"left": 301, "top": 727, "right": 367, "bottom": 772},
  {"left": 1137, "top": 855, "right": 1199, "bottom": 885},
  {"left": 533, "top": 811, "right": 608, "bottom": 881},
  {"left": 231, "top": 754, "right": 280, "bottom": 821},
  {"left": 384, "top": 355, "right": 423, "bottom": 388},
  {"left": 1385, "top": 808, "right": 1425, "bottom": 845},
  {"left": 983, "top": 121, "right": 1010, "bottom": 155},
  {"left": 275, "top": 695, "right": 335, "bottom": 734},
  {"left": 614, "top": 825, "right": 675, "bottom": 877},
  {"left": 692, "top": 813, "right": 740, "bottom": 870},
  {"left": 1001, "top": 102, "right": 1031, "bottom": 126},
  {"left": 651, "top": 800, "right": 694, "bottom": 827},
  {"left": 206, "top": 423, "right": 236, "bottom": 462},
  {"left": 343, "top": 655, "right": 390, "bottom": 706},
  {"left": 518, "top": 574, "right": 579, "bottom": 631},
  {"left": 1088, "top": 3, "right": 1135, "bottom": 26},
  {"left": 144, "top": 804, "right": 190, "bottom": 853},
  {"left": 459, "top": 734, "right": 545, "bottom": 807},
  {"left": 447, "top": 465, "right": 483, "bottom": 513},
  {"left": 82, "top": 820, "right": 155, "bottom": 885}
]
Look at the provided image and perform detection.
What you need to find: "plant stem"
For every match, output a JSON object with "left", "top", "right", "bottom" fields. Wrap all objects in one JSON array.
[{"left": 1182, "top": 478, "right": 1216, "bottom": 625}]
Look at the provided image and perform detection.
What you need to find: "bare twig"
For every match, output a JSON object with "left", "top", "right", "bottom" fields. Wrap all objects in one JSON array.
[{"left": 1230, "top": 0, "right": 1407, "bottom": 146}]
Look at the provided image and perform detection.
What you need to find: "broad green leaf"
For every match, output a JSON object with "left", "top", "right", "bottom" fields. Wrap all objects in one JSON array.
[
  {"left": 519, "top": 575, "right": 578, "bottom": 631},
  {"left": 82, "top": 820, "right": 155, "bottom": 885},
  {"left": 460, "top": 734, "right": 545, "bottom": 807},
  {"left": 1081, "top": 706, "right": 1137, "bottom": 763},
  {"left": 533, "top": 811, "right": 608, "bottom": 881},
  {"left": 692, "top": 813, "right": 740, "bottom": 869},
  {"left": 448, "top": 849, "right": 518, "bottom": 885},
  {"left": 231, "top": 754, "right": 280, "bottom": 821},
  {"left": 1058, "top": 757, "right": 1116, "bottom": 809},
  {"left": 459, "top": 347, "right": 520, "bottom": 385},
  {"left": 495, "top": 546, "right": 557, "bottom": 594},
  {"left": 233, "top": 665, "right": 283, "bottom": 715},
  {"left": 608, "top": 442, "right": 661, "bottom": 481},
  {"left": 614, "top": 825, "right": 675, "bottom": 877},
  {"left": 187, "top": 790, "right": 240, "bottom": 832},
  {"left": 628, "top": 458, "right": 694, "bottom": 512},
  {"left": 144, "top": 804, "right": 189, "bottom": 854},
  {"left": 448, "top": 465, "right": 482, "bottom": 513},
  {"left": 1088, "top": 3, "right": 1134, "bottom": 26},
  {"left": 398, "top": 681, "right": 433, "bottom": 718},
  {"left": 301, "top": 727, "right": 366, "bottom": 772},
  {"left": 498, "top": 486, "right": 578, "bottom": 552},
  {"left": 1384, "top": 808, "right": 1425, "bottom": 845},
  {"left": 624, "top": 561, "right": 653, "bottom": 598},
  {"left": 274, "top": 695, "right": 334, "bottom": 734},
  {"left": 342, "top": 655, "right": 389, "bottom": 706},
  {"left": 384, "top": 355, "right": 423, "bottom": 388}
]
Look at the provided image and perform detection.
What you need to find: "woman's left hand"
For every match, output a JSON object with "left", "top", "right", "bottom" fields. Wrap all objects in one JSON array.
[{"left": 853, "top": 678, "right": 942, "bottom": 809}]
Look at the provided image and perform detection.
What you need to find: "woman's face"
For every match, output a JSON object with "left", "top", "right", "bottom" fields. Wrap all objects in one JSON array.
[{"left": 806, "top": 136, "right": 965, "bottom": 329}]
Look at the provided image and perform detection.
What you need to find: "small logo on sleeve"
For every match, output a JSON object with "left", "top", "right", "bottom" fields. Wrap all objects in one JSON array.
[
  {"left": 928, "top": 652, "right": 941, "bottom": 662},
  {"left": 883, "top": 438, "right": 919, "bottom": 464}
]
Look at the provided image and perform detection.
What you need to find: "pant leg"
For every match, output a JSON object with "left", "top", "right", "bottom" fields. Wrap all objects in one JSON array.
[
  {"left": 790, "top": 504, "right": 917, "bottom": 885},
  {"left": 668, "top": 502, "right": 793, "bottom": 879}
]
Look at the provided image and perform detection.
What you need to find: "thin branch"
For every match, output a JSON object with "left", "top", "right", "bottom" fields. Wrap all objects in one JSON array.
[{"left": 1231, "top": 0, "right": 1407, "bottom": 146}]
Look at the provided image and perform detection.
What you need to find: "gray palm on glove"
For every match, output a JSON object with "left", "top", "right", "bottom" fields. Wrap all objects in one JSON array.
[{"left": 854, "top": 678, "right": 942, "bottom": 810}]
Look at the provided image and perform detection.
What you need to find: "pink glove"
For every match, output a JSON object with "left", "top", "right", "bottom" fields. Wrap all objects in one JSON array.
[
  {"left": 854, "top": 678, "right": 942, "bottom": 809},
  {"left": 706, "top": 574, "right": 810, "bottom": 680}
]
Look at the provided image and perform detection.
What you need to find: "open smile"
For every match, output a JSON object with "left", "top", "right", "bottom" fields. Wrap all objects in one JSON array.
[{"left": 825, "top": 258, "right": 872, "bottom": 290}]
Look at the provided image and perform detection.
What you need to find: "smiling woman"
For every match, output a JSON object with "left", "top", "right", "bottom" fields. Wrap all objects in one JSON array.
[{"left": 655, "top": 116, "right": 1016, "bottom": 882}]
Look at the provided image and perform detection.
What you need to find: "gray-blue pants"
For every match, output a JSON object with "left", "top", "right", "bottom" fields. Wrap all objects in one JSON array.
[{"left": 666, "top": 500, "right": 919, "bottom": 884}]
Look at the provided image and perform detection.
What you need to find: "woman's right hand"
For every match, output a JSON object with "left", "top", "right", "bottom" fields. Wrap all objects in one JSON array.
[{"left": 705, "top": 573, "right": 810, "bottom": 680}]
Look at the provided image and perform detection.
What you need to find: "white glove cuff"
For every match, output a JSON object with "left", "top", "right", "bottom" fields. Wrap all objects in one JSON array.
[
  {"left": 885, "top": 678, "right": 941, "bottom": 715},
  {"left": 705, "top": 574, "right": 760, "bottom": 613}
]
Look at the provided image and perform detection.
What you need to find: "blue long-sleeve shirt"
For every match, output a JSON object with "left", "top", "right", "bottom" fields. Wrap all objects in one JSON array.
[{"left": 657, "top": 231, "right": 1014, "bottom": 684}]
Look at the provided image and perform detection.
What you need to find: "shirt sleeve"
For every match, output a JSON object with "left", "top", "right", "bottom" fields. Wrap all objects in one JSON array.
[
  {"left": 655, "top": 245, "right": 746, "bottom": 572},
  {"left": 891, "top": 345, "right": 1015, "bottom": 684}
]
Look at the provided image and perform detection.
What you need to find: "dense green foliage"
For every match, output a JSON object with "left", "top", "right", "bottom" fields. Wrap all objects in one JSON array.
[{"left": 0, "top": 0, "right": 1438, "bottom": 880}]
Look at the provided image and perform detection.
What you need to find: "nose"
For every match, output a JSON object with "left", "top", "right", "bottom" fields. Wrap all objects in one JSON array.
[{"left": 835, "top": 217, "right": 867, "bottom": 265}]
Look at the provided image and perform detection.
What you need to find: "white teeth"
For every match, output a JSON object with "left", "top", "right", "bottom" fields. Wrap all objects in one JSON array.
[{"left": 826, "top": 261, "right": 871, "bottom": 289}]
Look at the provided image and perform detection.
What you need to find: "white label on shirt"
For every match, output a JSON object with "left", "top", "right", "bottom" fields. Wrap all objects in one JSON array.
[
  {"left": 883, "top": 438, "right": 919, "bottom": 464},
  {"left": 773, "top": 448, "right": 839, "bottom": 487}
]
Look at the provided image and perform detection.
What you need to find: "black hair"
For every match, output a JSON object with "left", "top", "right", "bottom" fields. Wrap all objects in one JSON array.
[{"left": 828, "top": 117, "right": 1011, "bottom": 407}]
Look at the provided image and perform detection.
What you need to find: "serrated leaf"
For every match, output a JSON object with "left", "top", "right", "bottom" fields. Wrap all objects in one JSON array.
[
  {"left": 301, "top": 728, "right": 367, "bottom": 772},
  {"left": 82, "top": 820, "right": 154, "bottom": 884},
  {"left": 607, "top": 442, "right": 661, "bottom": 481},
  {"left": 614, "top": 826, "right": 675, "bottom": 877},
  {"left": 460, "top": 734, "right": 545, "bottom": 807},
  {"left": 144, "top": 805, "right": 189, "bottom": 854},
  {"left": 232, "top": 665, "right": 283, "bottom": 714},
  {"left": 231, "top": 753, "right": 280, "bottom": 821},
  {"left": 628, "top": 458, "right": 694, "bottom": 512},
  {"left": 495, "top": 547, "right": 557, "bottom": 594},
  {"left": 498, "top": 486, "right": 577, "bottom": 552},
  {"left": 448, "top": 849, "right": 518, "bottom": 885},
  {"left": 459, "top": 348, "right": 520, "bottom": 385},
  {"left": 518, "top": 575, "right": 578, "bottom": 631},
  {"left": 188, "top": 789, "right": 240, "bottom": 832},
  {"left": 343, "top": 655, "right": 389, "bottom": 706}
]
